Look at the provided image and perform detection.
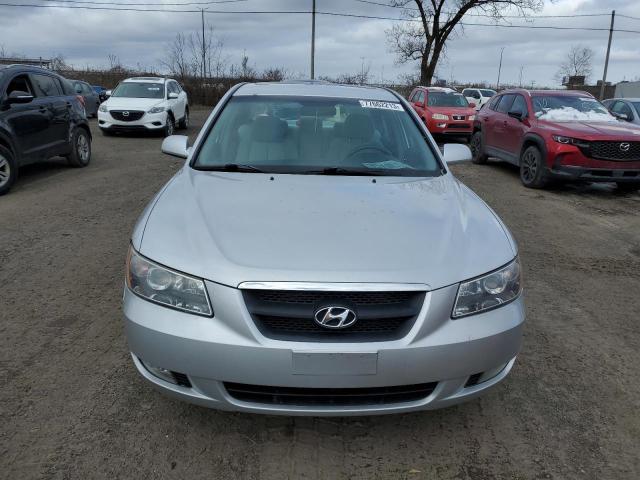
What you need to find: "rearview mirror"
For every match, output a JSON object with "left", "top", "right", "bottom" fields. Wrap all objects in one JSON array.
[
  {"left": 168, "top": 92, "right": 179, "bottom": 99},
  {"left": 161, "top": 135, "right": 189, "bottom": 159},
  {"left": 105, "top": 90, "right": 112, "bottom": 98},
  {"left": 7, "top": 90, "right": 34, "bottom": 104},
  {"left": 443, "top": 143, "right": 472, "bottom": 164},
  {"left": 508, "top": 110, "right": 524, "bottom": 121}
]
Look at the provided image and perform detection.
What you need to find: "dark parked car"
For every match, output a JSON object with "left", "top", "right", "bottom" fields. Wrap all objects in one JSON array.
[
  {"left": 93, "top": 85, "right": 108, "bottom": 103},
  {"left": 0, "top": 65, "right": 92, "bottom": 195},
  {"left": 72, "top": 80, "right": 100, "bottom": 117}
]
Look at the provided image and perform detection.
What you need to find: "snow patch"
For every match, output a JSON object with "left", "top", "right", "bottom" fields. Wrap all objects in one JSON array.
[{"left": 536, "top": 107, "right": 617, "bottom": 123}]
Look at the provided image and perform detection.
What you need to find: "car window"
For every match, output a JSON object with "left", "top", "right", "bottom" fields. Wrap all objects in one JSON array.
[
  {"left": 467, "top": 90, "right": 480, "bottom": 99},
  {"left": 31, "top": 74, "right": 63, "bottom": 97},
  {"left": 427, "top": 92, "right": 469, "bottom": 107},
  {"left": 480, "top": 89, "right": 496, "bottom": 97},
  {"left": 5, "top": 74, "right": 35, "bottom": 97},
  {"left": 82, "top": 83, "right": 93, "bottom": 94},
  {"left": 509, "top": 95, "right": 528, "bottom": 116},
  {"left": 194, "top": 95, "right": 442, "bottom": 177},
  {"left": 111, "top": 82, "right": 164, "bottom": 99},
  {"left": 416, "top": 91, "right": 425, "bottom": 104},
  {"left": 611, "top": 101, "right": 633, "bottom": 118},
  {"left": 72, "top": 81, "right": 84, "bottom": 94},
  {"left": 496, "top": 94, "right": 515, "bottom": 114},
  {"left": 488, "top": 95, "right": 501, "bottom": 110},
  {"left": 532, "top": 95, "right": 613, "bottom": 121}
]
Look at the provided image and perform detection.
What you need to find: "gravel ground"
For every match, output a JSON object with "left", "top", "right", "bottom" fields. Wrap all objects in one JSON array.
[{"left": 1, "top": 108, "right": 639, "bottom": 480}]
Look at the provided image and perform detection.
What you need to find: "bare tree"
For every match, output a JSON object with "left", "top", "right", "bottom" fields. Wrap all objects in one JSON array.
[
  {"left": 50, "top": 54, "right": 69, "bottom": 71},
  {"left": 386, "top": 0, "right": 542, "bottom": 85},
  {"left": 160, "top": 33, "right": 192, "bottom": 80},
  {"left": 0, "top": 44, "right": 6, "bottom": 58},
  {"left": 556, "top": 45, "right": 594, "bottom": 83},
  {"left": 188, "top": 24, "right": 228, "bottom": 79}
]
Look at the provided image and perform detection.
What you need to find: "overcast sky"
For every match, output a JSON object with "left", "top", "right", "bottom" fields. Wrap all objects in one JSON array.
[{"left": 0, "top": 0, "right": 638, "bottom": 87}]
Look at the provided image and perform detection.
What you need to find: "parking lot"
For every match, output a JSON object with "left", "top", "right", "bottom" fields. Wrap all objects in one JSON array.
[{"left": 1, "top": 107, "right": 639, "bottom": 479}]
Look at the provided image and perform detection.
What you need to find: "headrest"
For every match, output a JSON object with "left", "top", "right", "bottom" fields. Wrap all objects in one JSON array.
[
  {"left": 299, "top": 116, "right": 321, "bottom": 133},
  {"left": 343, "top": 113, "right": 374, "bottom": 140},
  {"left": 252, "top": 115, "right": 287, "bottom": 142}
]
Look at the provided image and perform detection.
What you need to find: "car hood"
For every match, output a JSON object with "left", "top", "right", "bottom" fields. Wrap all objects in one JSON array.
[
  {"left": 538, "top": 119, "right": 640, "bottom": 139},
  {"left": 135, "top": 169, "right": 516, "bottom": 290},
  {"left": 104, "top": 97, "right": 163, "bottom": 110}
]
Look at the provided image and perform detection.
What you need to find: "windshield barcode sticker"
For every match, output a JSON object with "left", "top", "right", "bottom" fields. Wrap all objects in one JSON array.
[{"left": 359, "top": 100, "right": 403, "bottom": 111}]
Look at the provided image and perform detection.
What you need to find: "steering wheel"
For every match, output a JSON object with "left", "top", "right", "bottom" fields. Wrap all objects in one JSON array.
[{"left": 344, "top": 144, "right": 393, "bottom": 163}]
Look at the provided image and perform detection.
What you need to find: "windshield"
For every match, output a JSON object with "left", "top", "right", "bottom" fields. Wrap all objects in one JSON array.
[
  {"left": 532, "top": 95, "right": 615, "bottom": 122},
  {"left": 480, "top": 89, "right": 496, "bottom": 97},
  {"left": 427, "top": 92, "right": 469, "bottom": 108},
  {"left": 111, "top": 82, "right": 164, "bottom": 99},
  {"left": 193, "top": 96, "right": 442, "bottom": 176}
]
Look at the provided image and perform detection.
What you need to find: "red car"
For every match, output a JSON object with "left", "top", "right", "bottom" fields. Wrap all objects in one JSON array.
[
  {"left": 408, "top": 87, "right": 476, "bottom": 140},
  {"left": 471, "top": 89, "right": 640, "bottom": 190}
]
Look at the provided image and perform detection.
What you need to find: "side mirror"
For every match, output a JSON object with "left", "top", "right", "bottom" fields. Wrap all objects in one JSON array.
[
  {"left": 7, "top": 90, "right": 34, "bottom": 104},
  {"left": 105, "top": 90, "right": 112, "bottom": 98},
  {"left": 161, "top": 135, "right": 189, "bottom": 159},
  {"left": 443, "top": 143, "right": 472, "bottom": 164},
  {"left": 508, "top": 110, "right": 524, "bottom": 121},
  {"left": 168, "top": 92, "right": 179, "bottom": 100},
  {"left": 469, "top": 102, "right": 476, "bottom": 109}
]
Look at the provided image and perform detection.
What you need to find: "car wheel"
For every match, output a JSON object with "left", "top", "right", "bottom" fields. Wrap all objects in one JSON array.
[
  {"left": 615, "top": 182, "right": 640, "bottom": 193},
  {"left": 164, "top": 115, "right": 175, "bottom": 137},
  {"left": 519, "top": 145, "right": 548, "bottom": 188},
  {"left": 0, "top": 145, "right": 17, "bottom": 196},
  {"left": 67, "top": 128, "right": 92, "bottom": 168},
  {"left": 470, "top": 131, "right": 487, "bottom": 164},
  {"left": 178, "top": 108, "right": 189, "bottom": 129}
]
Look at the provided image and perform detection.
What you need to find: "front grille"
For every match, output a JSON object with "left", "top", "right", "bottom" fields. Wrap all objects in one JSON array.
[
  {"left": 580, "top": 141, "right": 640, "bottom": 161},
  {"left": 452, "top": 115, "right": 466, "bottom": 120},
  {"left": 242, "top": 289, "right": 425, "bottom": 342},
  {"left": 110, "top": 110, "right": 145, "bottom": 122},
  {"left": 224, "top": 382, "right": 437, "bottom": 406}
]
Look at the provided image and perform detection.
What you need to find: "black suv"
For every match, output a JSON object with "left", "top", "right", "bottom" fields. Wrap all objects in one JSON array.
[{"left": 0, "top": 65, "right": 92, "bottom": 195}]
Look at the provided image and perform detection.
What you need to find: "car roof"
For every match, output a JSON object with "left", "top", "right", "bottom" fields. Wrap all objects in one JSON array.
[
  {"left": 415, "top": 86, "right": 457, "bottom": 93},
  {"left": 608, "top": 97, "right": 640, "bottom": 102},
  {"left": 235, "top": 81, "right": 401, "bottom": 101},
  {"left": 0, "top": 64, "right": 58, "bottom": 75},
  {"left": 500, "top": 88, "right": 594, "bottom": 97},
  {"left": 123, "top": 77, "right": 167, "bottom": 83}
]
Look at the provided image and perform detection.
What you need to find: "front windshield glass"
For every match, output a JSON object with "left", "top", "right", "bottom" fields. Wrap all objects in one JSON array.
[
  {"left": 111, "top": 82, "right": 164, "bottom": 99},
  {"left": 532, "top": 95, "right": 615, "bottom": 122},
  {"left": 480, "top": 89, "right": 496, "bottom": 97},
  {"left": 427, "top": 92, "right": 469, "bottom": 107},
  {"left": 194, "top": 96, "right": 442, "bottom": 177}
]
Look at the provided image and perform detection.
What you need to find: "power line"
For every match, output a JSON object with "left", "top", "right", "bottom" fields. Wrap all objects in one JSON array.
[
  {"left": 1, "top": 1, "right": 640, "bottom": 34},
  {"left": 32, "top": 0, "right": 247, "bottom": 5}
]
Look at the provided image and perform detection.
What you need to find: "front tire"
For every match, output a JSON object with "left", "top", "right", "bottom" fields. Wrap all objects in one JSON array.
[
  {"left": 67, "top": 128, "right": 92, "bottom": 168},
  {"left": 470, "top": 131, "right": 488, "bottom": 164},
  {"left": 519, "top": 145, "right": 548, "bottom": 188},
  {"left": 0, "top": 145, "right": 17, "bottom": 196},
  {"left": 164, "top": 115, "right": 175, "bottom": 137}
]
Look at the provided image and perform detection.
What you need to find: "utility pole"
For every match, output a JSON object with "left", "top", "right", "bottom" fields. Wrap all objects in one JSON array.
[
  {"left": 360, "top": 56, "right": 366, "bottom": 84},
  {"left": 599, "top": 10, "right": 615, "bottom": 100},
  {"left": 310, "top": 0, "right": 316, "bottom": 79},
  {"left": 201, "top": 8, "right": 206, "bottom": 80},
  {"left": 496, "top": 47, "right": 505, "bottom": 91},
  {"left": 519, "top": 65, "right": 524, "bottom": 88}
]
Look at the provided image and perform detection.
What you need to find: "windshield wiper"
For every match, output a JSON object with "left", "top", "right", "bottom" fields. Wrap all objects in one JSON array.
[
  {"left": 199, "top": 163, "right": 265, "bottom": 173},
  {"left": 302, "top": 167, "right": 394, "bottom": 176}
]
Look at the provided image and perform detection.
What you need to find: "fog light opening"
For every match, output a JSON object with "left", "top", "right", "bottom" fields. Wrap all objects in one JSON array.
[
  {"left": 464, "top": 362, "right": 510, "bottom": 388},
  {"left": 140, "top": 358, "right": 192, "bottom": 387}
]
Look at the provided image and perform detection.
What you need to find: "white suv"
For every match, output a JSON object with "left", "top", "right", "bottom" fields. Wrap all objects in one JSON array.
[
  {"left": 462, "top": 88, "right": 496, "bottom": 111},
  {"left": 98, "top": 77, "right": 189, "bottom": 136}
]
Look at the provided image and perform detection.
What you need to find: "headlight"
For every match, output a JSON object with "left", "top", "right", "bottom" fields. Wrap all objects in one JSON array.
[
  {"left": 125, "top": 246, "right": 212, "bottom": 316},
  {"left": 468, "top": 115, "right": 475, "bottom": 121},
  {"left": 452, "top": 258, "right": 521, "bottom": 318},
  {"left": 98, "top": 104, "right": 108, "bottom": 113},
  {"left": 148, "top": 106, "right": 165, "bottom": 114},
  {"left": 432, "top": 113, "right": 449, "bottom": 120},
  {"left": 552, "top": 135, "right": 572, "bottom": 144},
  {"left": 551, "top": 135, "right": 589, "bottom": 147}
]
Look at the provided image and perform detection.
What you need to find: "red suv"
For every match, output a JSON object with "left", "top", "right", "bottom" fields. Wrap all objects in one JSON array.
[
  {"left": 408, "top": 87, "right": 476, "bottom": 140},
  {"left": 471, "top": 89, "right": 640, "bottom": 190}
]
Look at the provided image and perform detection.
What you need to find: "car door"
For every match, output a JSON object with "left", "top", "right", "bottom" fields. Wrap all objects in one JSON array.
[
  {"left": 480, "top": 94, "right": 504, "bottom": 149},
  {"left": 82, "top": 82, "right": 99, "bottom": 116},
  {"left": 166, "top": 81, "right": 183, "bottom": 120},
  {"left": 2, "top": 73, "right": 51, "bottom": 163},
  {"left": 30, "top": 73, "right": 70, "bottom": 154},
  {"left": 413, "top": 90, "right": 426, "bottom": 119},
  {"left": 490, "top": 94, "right": 516, "bottom": 155},
  {"left": 502, "top": 94, "right": 530, "bottom": 159}
]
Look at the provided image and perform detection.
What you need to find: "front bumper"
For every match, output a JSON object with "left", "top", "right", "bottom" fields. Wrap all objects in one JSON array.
[
  {"left": 123, "top": 281, "right": 525, "bottom": 416},
  {"left": 425, "top": 119, "right": 473, "bottom": 136},
  {"left": 97, "top": 110, "right": 166, "bottom": 132},
  {"left": 548, "top": 145, "right": 640, "bottom": 182}
]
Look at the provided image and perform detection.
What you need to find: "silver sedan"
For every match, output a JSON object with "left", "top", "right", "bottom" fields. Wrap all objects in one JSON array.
[{"left": 123, "top": 81, "right": 524, "bottom": 415}]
